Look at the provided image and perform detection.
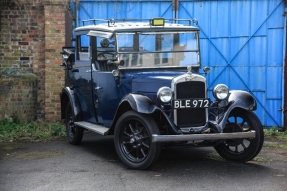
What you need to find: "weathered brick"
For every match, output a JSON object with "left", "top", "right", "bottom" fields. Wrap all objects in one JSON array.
[
  {"left": 0, "top": 78, "right": 37, "bottom": 122},
  {"left": 1, "top": 1, "right": 66, "bottom": 121},
  {"left": 18, "top": 42, "right": 29, "bottom": 45},
  {"left": 20, "top": 57, "right": 30, "bottom": 60}
]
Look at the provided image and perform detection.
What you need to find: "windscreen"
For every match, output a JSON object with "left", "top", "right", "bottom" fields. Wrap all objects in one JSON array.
[{"left": 116, "top": 31, "right": 200, "bottom": 68}]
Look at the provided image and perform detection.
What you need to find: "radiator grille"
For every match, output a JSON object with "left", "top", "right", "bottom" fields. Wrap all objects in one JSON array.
[{"left": 175, "top": 81, "right": 206, "bottom": 127}]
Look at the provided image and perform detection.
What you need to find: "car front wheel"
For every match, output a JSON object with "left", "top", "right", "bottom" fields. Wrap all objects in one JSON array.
[
  {"left": 214, "top": 108, "right": 264, "bottom": 162},
  {"left": 114, "top": 111, "right": 161, "bottom": 170}
]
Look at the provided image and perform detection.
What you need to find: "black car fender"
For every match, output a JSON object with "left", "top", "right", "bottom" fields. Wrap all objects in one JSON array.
[
  {"left": 60, "top": 87, "right": 82, "bottom": 120},
  {"left": 110, "top": 93, "right": 182, "bottom": 134},
  {"left": 123, "top": 93, "right": 158, "bottom": 114},
  {"left": 217, "top": 90, "right": 257, "bottom": 131}
]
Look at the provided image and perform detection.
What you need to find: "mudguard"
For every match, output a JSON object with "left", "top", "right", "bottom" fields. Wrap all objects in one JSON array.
[
  {"left": 60, "top": 87, "right": 82, "bottom": 120},
  {"left": 217, "top": 90, "right": 257, "bottom": 131},
  {"left": 123, "top": 94, "right": 158, "bottom": 114},
  {"left": 113, "top": 93, "right": 182, "bottom": 134}
]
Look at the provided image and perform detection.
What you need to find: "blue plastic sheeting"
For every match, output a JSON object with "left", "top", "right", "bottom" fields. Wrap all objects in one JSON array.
[{"left": 74, "top": 0, "right": 285, "bottom": 128}]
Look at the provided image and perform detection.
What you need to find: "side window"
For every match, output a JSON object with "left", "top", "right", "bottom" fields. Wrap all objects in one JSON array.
[
  {"left": 92, "top": 36, "right": 116, "bottom": 71},
  {"left": 76, "top": 35, "right": 90, "bottom": 61},
  {"left": 117, "top": 33, "right": 134, "bottom": 50},
  {"left": 96, "top": 36, "right": 116, "bottom": 61}
]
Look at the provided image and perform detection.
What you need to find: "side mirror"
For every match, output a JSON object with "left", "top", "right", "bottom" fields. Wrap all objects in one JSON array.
[{"left": 100, "top": 38, "right": 115, "bottom": 48}]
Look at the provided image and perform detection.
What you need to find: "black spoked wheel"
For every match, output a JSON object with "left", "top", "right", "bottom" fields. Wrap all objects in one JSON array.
[
  {"left": 114, "top": 111, "right": 161, "bottom": 170},
  {"left": 214, "top": 108, "right": 264, "bottom": 162},
  {"left": 65, "top": 102, "right": 83, "bottom": 145}
]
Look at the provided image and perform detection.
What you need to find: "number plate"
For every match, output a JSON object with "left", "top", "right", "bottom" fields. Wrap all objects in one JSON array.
[{"left": 173, "top": 98, "right": 210, "bottom": 109}]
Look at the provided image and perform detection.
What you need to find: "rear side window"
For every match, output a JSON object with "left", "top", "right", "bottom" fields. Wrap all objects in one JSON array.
[{"left": 76, "top": 35, "right": 90, "bottom": 61}]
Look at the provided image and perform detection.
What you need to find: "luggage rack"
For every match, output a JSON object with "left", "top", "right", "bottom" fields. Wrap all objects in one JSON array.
[{"left": 82, "top": 18, "right": 198, "bottom": 27}]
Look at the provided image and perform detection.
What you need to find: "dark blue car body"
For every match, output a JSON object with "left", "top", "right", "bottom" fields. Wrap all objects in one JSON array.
[{"left": 60, "top": 18, "right": 264, "bottom": 169}]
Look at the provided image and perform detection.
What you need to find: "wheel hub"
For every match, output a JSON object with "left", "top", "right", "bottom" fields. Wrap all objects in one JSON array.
[{"left": 130, "top": 135, "right": 142, "bottom": 149}]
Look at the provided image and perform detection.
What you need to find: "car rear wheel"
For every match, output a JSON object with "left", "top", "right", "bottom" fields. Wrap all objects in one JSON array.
[
  {"left": 214, "top": 108, "right": 264, "bottom": 162},
  {"left": 114, "top": 110, "right": 161, "bottom": 170},
  {"left": 65, "top": 102, "right": 83, "bottom": 145}
]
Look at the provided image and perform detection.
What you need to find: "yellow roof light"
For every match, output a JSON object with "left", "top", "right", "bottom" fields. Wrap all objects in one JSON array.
[{"left": 151, "top": 18, "right": 164, "bottom": 26}]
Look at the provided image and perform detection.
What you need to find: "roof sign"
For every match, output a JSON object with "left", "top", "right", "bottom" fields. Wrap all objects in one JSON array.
[{"left": 151, "top": 18, "right": 164, "bottom": 26}]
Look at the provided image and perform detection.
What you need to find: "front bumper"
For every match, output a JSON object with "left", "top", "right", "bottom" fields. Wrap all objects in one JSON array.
[{"left": 152, "top": 131, "right": 255, "bottom": 142}]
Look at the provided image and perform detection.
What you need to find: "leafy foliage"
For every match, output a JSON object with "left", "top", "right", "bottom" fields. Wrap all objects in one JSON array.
[
  {"left": 0, "top": 118, "right": 66, "bottom": 142},
  {"left": 264, "top": 127, "right": 287, "bottom": 142}
]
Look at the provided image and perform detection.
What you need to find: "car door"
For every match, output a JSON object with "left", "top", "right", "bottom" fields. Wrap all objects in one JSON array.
[
  {"left": 90, "top": 36, "right": 120, "bottom": 127},
  {"left": 72, "top": 34, "right": 97, "bottom": 123}
]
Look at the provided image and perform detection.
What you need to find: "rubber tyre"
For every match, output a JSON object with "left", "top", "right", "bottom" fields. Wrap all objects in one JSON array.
[
  {"left": 114, "top": 111, "right": 161, "bottom": 170},
  {"left": 65, "top": 102, "right": 84, "bottom": 145},
  {"left": 214, "top": 108, "right": 264, "bottom": 162}
]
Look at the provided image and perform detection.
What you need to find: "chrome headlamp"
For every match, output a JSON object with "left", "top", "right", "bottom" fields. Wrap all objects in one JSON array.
[
  {"left": 213, "top": 84, "right": 229, "bottom": 100},
  {"left": 157, "top": 87, "right": 172, "bottom": 103}
]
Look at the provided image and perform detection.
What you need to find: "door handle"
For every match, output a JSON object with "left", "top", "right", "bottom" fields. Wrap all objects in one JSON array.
[{"left": 95, "top": 86, "right": 102, "bottom": 90}]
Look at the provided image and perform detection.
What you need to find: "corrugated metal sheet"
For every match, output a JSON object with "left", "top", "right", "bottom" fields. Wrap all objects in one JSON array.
[
  {"left": 74, "top": 0, "right": 286, "bottom": 129},
  {"left": 76, "top": 0, "right": 174, "bottom": 26}
]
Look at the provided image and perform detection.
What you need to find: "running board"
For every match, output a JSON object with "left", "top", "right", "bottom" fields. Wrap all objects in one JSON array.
[
  {"left": 74, "top": 121, "right": 109, "bottom": 135},
  {"left": 152, "top": 131, "right": 256, "bottom": 142}
]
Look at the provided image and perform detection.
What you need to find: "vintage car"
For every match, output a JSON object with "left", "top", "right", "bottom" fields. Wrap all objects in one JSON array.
[{"left": 60, "top": 18, "right": 264, "bottom": 170}]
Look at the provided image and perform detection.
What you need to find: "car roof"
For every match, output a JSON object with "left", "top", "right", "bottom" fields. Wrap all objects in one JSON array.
[{"left": 74, "top": 19, "right": 200, "bottom": 35}]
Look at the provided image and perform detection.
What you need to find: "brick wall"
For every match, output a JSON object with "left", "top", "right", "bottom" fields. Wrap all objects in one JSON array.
[
  {"left": 44, "top": 3, "right": 65, "bottom": 121},
  {"left": 0, "top": 72, "right": 37, "bottom": 122},
  {"left": 0, "top": 0, "right": 66, "bottom": 122}
]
